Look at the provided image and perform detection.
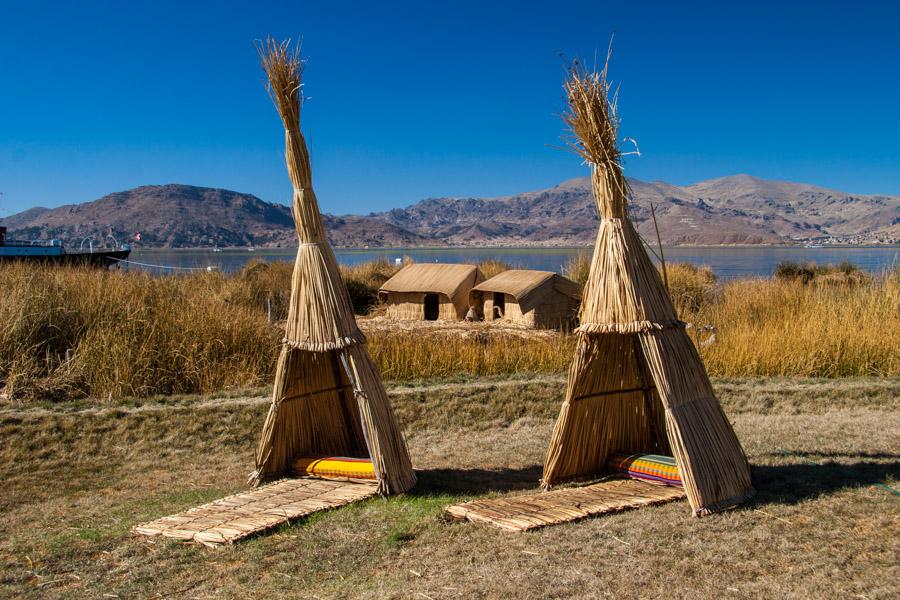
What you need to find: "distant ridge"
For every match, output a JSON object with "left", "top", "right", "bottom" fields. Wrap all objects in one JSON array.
[{"left": 4, "top": 176, "right": 898, "bottom": 248}]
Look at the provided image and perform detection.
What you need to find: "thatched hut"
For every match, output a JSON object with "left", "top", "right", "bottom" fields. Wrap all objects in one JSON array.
[
  {"left": 379, "top": 263, "right": 485, "bottom": 321},
  {"left": 251, "top": 40, "right": 415, "bottom": 495},
  {"left": 541, "top": 61, "right": 754, "bottom": 516},
  {"left": 469, "top": 270, "right": 581, "bottom": 329}
]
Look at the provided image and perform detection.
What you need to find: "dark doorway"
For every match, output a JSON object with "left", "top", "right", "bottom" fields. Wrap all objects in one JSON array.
[
  {"left": 423, "top": 293, "right": 440, "bottom": 320},
  {"left": 493, "top": 292, "right": 505, "bottom": 319}
]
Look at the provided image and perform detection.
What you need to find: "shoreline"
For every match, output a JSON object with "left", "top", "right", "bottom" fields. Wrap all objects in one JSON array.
[{"left": 131, "top": 243, "right": 900, "bottom": 252}]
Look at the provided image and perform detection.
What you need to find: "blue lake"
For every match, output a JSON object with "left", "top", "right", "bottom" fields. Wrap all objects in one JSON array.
[{"left": 130, "top": 246, "right": 899, "bottom": 279}]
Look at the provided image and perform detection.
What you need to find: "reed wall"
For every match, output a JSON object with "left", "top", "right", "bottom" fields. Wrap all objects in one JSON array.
[
  {"left": 383, "top": 292, "right": 460, "bottom": 321},
  {"left": 480, "top": 292, "right": 578, "bottom": 330}
]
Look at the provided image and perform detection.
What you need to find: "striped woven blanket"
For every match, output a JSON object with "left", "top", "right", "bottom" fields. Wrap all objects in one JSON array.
[
  {"left": 294, "top": 456, "right": 377, "bottom": 481},
  {"left": 608, "top": 453, "right": 682, "bottom": 487}
]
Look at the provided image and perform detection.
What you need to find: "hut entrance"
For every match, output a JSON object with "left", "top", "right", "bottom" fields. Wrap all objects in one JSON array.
[
  {"left": 423, "top": 293, "right": 440, "bottom": 320},
  {"left": 492, "top": 292, "right": 505, "bottom": 319}
]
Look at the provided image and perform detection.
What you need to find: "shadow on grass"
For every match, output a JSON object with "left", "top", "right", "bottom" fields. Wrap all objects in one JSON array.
[
  {"left": 407, "top": 460, "right": 899, "bottom": 506},
  {"left": 766, "top": 450, "right": 900, "bottom": 461},
  {"left": 751, "top": 461, "right": 900, "bottom": 506},
  {"left": 410, "top": 465, "right": 543, "bottom": 496}
]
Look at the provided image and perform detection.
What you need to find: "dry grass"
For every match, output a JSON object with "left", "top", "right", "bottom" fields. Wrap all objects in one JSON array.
[
  {"left": 774, "top": 259, "right": 873, "bottom": 286},
  {"left": 476, "top": 259, "right": 512, "bottom": 279},
  {"left": 1, "top": 376, "right": 897, "bottom": 598},
  {"left": 694, "top": 276, "right": 900, "bottom": 377},
  {"left": 230, "top": 258, "right": 400, "bottom": 320},
  {"left": 665, "top": 262, "right": 718, "bottom": 316},
  {"left": 562, "top": 250, "right": 591, "bottom": 287},
  {"left": 367, "top": 327, "right": 572, "bottom": 381},
  {"left": 0, "top": 263, "right": 280, "bottom": 401},
  {"left": 1, "top": 263, "right": 897, "bottom": 402}
]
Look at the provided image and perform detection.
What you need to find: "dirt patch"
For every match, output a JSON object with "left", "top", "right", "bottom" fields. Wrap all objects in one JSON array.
[{"left": 359, "top": 315, "right": 565, "bottom": 341}]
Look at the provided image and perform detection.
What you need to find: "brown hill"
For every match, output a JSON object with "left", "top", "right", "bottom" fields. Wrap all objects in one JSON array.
[
  {"left": 4, "top": 176, "right": 897, "bottom": 248},
  {"left": 5, "top": 185, "right": 296, "bottom": 248},
  {"left": 381, "top": 174, "right": 898, "bottom": 246}
]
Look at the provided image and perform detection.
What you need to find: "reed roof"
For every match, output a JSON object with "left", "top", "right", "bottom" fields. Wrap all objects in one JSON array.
[
  {"left": 379, "top": 263, "right": 484, "bottom": 300},
  {"left": 541, "top": 58, "right": 754, "bottom": 519},
  {"left": 472, "top": 270, "right": 581, "bottom": 313},
  {"left": 254, "top": 38, "right": 415, "bottom": 495}
]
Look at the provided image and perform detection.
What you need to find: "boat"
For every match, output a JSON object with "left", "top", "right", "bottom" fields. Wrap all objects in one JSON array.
[{"left": 0, "top": 226, "right": 131, "bottom": 268}]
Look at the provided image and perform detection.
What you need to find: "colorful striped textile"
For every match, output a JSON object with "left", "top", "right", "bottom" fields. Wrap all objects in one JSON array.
[
  {"left": 294, "top": 456, "right": 377, "bottom": 481},
  {"left": 608, "top": 453, "right": 682, "bottom": 487}
]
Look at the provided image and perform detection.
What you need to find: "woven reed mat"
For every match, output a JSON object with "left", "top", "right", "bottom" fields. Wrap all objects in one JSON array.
[
  {"left": 445, "top": 478, "right": 685, "bottom": 532},
  {"left": 133, "top": 478, "right": 378, "bottom": 546}
]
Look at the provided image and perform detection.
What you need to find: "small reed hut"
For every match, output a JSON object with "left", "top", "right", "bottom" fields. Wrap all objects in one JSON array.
[
  {"left": 378, "top": 263, "right": 485, "bottom": 321},
  {"left": 251, "top": 40, "right": 415, "bottom": 495},
  {"left": 542, "top": 61, "right": 754, "bottom": 516},
  {"left": 469, "top": 269, "right": 582, "bottom": 329}
]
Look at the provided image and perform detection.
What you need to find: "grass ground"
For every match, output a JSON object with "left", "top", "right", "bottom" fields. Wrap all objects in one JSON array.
[{"left": 1, "top": 376, "right": 898, "bottom": 599}]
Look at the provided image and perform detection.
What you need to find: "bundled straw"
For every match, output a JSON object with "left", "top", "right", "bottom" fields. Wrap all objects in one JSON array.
[
  {"left": 252, "top": 39, "right": 415, "bottom": 494},
  {"left": 258, "top": 39, "right": 360, "bottom": 350},
  {"left": 542, "top": 59, "right": 753, "bottom": 516}
]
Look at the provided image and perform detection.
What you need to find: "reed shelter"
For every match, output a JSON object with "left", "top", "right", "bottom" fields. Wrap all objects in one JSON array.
[
  {"left": 251, "top": 40, "right": 415, "bottom": 495},
  {"left": 469, "top": 269, "right": 581, "bottom": 329},
  {"left": 541, "top": 62, "right": 754, "bottom": 516},
  {"left": 378, "top": 263, "right": 485, "bottom": 321},
  {"left": 132, "top": 41, "right": 416, "bottom": 546}
]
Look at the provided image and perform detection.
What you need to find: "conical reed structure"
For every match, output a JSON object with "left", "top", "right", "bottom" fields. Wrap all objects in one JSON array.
[
  {"left": 251, "top": 40, "right": 415, "bottom": 495},
  {"left": 542, "top": 62, "right": 753, "bottom": 516}
]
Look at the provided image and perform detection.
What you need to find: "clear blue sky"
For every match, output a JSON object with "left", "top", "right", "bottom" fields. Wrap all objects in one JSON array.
[{"left": 1, "top": 0, "right": 898, "bottom": 216}]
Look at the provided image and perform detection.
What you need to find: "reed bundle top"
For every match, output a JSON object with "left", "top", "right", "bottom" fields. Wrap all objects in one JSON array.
[
  {"left": 563, "top": 63, "right": 629, "bottom": 220},
  {"left": 565, "top": 60, "right": 680, "bottom": 330},
  {"left": 259, "top": 38, "right": 333, "bottom": 246},
  {"left": 258, "top": 38, "right": 361, "bottom": 348},
  {"left": 260, "top": 39, "right": 312, "bottom": 190}
]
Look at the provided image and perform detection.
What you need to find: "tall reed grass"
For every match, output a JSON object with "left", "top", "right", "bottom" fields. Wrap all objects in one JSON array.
[
  {"left": 693, "top": 275, "right": 899, "bottom": 377},
  {"left": 1, "top": 261, "right": 896, "bottom": 401},
  {"left": 476, "top": 259, "right": 513, "bottom": 279},
  {"left": 0, "top": 263, "right": 280, "bottom": 400},
  {"left": 563, "top": 251, "right": 591, "bottom": 286}
]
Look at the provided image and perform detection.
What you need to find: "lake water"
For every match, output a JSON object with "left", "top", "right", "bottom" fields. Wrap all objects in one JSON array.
[{"left": 129, "top": 246, "right": 900, "bottom": 279}]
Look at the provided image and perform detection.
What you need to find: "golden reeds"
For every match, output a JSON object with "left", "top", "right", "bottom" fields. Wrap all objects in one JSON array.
[
  {"left": 542, "top": 60, "right": 754, "bottom": 516},
  {"left": 252, "top": 38, "right": 415, "bottom": 494},
  {"left": 1, "top": 263, "right": 894, "bottom": 402}
]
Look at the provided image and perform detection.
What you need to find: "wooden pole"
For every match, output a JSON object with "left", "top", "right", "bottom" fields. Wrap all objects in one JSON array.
[{"left": 650, "top": 203, "right": 669, "bottom": 293}]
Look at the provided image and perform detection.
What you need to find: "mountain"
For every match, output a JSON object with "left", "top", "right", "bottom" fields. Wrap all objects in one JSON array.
[
  {"left": 4, "top": 185, "right": 296, "bottom": 248},
  {"left": 3, "top": 176, "right": 898, "bottom": 248},
  {"left": 1, "top": 206, "right": 51, "bottom": 230}
]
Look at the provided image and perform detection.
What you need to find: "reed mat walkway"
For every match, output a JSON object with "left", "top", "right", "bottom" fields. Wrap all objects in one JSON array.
[
  {"left": 445, "top": 478, "right": 686, "bottom": 531},
  {"left": 133, "top": 478, "right": 378, "bottom": 546}
]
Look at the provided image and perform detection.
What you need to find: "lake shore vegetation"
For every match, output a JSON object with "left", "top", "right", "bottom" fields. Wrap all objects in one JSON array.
[{"left": 0, "top": 260, "right": 896, "bottom": 401}]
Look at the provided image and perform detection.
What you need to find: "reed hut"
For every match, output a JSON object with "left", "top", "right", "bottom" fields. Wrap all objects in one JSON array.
[
  {"left": 251, "top": 40, "right": 415, "bottom": 495},
  {"left": 378, "top": 263, "right": 485, "bottom": 321},
  {"left": 469, "top": 269, "right": 581, "bottom": 329},
  {"left": 541, "top": 62, "right": 754, "bottom": 516}
]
